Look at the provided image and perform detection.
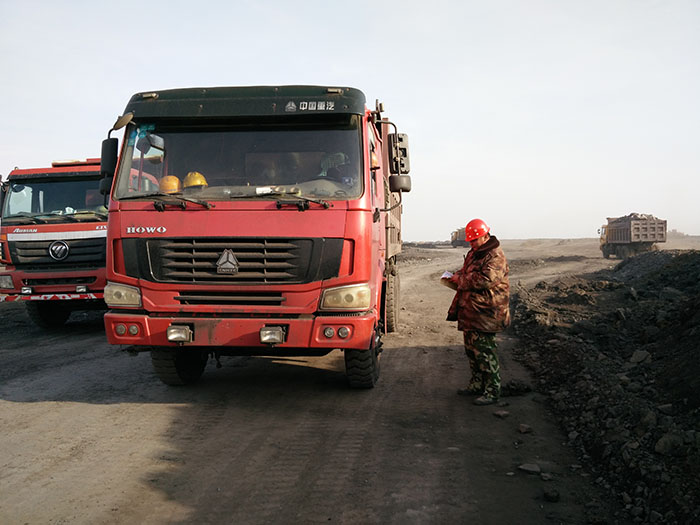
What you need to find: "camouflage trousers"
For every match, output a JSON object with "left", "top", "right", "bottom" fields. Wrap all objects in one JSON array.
[{"left": 463, "top": 330, "right": 501, "bottom": 398}]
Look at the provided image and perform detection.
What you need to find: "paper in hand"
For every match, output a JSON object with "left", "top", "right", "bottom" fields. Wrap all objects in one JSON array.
[{"left": 440, "top": 271, "right": 457, "bottom": 290}]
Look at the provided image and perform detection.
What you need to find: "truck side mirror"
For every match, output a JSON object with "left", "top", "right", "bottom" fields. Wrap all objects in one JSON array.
[
  {"left": 99, "top": 176, "right": 113, "bottom": 195},
  {"left": 100, "top": 138, "right": 118, "bottom": 195},
  {"left": 389, "top": 174, "right": 412, "bottom": 193},
  {"left": 388, "top": 133, "right": 410, "bottom": 175}
]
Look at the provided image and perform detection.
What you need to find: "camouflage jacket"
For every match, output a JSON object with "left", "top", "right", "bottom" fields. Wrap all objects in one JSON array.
[{"left": 447, "top": 235, "right": 511, "bottom": 333}]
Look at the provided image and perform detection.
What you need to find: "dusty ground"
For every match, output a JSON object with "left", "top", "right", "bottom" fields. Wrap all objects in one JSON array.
[{"left": 1, "top": 236, "right": 698, "bottom": 524}]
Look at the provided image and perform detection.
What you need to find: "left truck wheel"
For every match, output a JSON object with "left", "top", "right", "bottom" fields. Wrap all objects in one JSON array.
[
  {"left": 150, "top": 348, "right": 209, "bottom": 386},
  {"left": 344, "top": 328, "right": 381, "bottom": 389},
  {"left": 25, "top": 302, "right": 71, "bottom": 329}
]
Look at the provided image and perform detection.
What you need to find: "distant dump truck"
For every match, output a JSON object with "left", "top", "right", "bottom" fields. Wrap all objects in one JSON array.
[
  {"left": 598, "top": 213, "right": 667, "bottom": 259},
  {"left": 451, "top": 227, "right": 467, "bottom": 247}
]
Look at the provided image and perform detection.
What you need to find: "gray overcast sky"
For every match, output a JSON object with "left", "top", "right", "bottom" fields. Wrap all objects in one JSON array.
[{"left": 1, "top": 0, "right": 698, "bottom": 240}]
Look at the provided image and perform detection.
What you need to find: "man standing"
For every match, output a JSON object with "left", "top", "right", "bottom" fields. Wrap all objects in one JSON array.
[{"left": 445, "top": 219, "right": 510, "bottom": 406}]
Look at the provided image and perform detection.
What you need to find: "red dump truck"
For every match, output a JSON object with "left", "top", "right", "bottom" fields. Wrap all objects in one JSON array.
[
  {"left": 99, "top": 86, "right": 411, "bottom": 387},
  {"left": 0, "top": 159, "right": 107, "bottom": 328},
  {"left": 598, "top": 213, "right": 667, "bottom": 259}
]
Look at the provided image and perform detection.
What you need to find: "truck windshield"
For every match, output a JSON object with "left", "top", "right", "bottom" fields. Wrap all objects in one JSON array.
[
  {"left": 113, "top": 117, "right": 363, "bottom": 202},
  {"left": 1, "top": 176, "right": 106, "bottom": 224}
]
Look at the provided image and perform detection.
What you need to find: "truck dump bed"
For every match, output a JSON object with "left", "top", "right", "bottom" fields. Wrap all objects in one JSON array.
[{"left": 606, "top": 214, "right": 667, "bottom": 244}]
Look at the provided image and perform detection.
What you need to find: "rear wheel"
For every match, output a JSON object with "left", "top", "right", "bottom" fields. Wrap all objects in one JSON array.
[
  {"left": 345, "top": 327, "right": 381, "bottom": 388},
  {"left": 25, "top": 302, "right": 71, "bottom": 329},
  {"left": 151, "top": 348, "right": 208, "bottom": 386},
  {"left": 385, "top": 269, "right": 400, "bottom": 333}
]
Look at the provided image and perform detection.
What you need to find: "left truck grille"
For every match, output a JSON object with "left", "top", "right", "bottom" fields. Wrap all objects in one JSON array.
[{"left": 9, "top": 238, "right": 106, "bottom": 270}]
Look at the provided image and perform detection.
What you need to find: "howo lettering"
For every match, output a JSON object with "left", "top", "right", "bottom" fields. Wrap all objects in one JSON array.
[
  {"left": 100, "top": 86, "right": 411, "bottom": 387},
  {"left": 126, "top": 226, "right": 168, "bottom": 234},
  {"left": 0, "top": 159, "right": 108, "bottom": 328}
]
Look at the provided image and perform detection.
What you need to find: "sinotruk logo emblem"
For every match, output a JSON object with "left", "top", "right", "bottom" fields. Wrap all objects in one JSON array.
[
  {"left": 49, "top": 241, "right": 70, "bottom": 261},
  {"left": 216, "top": 249, "right": 240, "bottom": 274}
]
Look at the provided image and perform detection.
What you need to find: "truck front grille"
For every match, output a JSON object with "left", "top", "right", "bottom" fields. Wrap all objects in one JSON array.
[
  {"left": 123, "top": 237, "right": 343, "bottom": 285},
  {"left": 9, "top": 238, "right": 106, "bottom": 270}
]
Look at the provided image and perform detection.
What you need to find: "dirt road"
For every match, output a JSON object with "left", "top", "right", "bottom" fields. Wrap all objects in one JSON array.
[{"left": 1, "top": 238, "right": 692, "bottom": 524}]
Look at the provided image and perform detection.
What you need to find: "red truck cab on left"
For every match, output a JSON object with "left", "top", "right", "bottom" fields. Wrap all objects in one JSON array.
[{"left": 0, "top": 159, "right": 108, "bottom": 328}]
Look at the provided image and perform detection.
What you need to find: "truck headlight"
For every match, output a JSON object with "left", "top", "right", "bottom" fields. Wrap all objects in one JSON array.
[
  {"left": 104, "top": 282, "right": 142, "bottom": 307},
  {"left": 0, "top": 275, "right": 13, "bottom": 289},
  {"left": 320, "top": 283, "right": 371, "bottom": 311}
]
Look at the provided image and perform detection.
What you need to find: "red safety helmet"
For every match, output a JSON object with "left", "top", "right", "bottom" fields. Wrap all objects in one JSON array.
[{"left": 464, "top": 218, "right": 490, "bottom": 242}]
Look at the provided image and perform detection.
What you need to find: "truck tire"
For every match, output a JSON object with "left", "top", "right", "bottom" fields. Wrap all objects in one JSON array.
[
  {"left": 618, "top": 246, "right": 630, "bottom": 259},
  {"left": 151, "top": 348, "right": 208, "bottom": 386},
  {"left": 344, "top": 329, "right": 381, "bottom": 388},
  {"left": 601, "top": 245, "right": 611, "bottom": 259},
  {"left": 25, "top": 302, "right": 71, "bottom": 329},
  {"left": 385, "top": 270, "right": 400, "bottom": 333}
]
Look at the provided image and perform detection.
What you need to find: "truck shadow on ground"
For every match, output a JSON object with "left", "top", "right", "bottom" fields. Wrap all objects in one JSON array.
[{"left": 0, "top": 347, "right": 359, "bottom": 404}]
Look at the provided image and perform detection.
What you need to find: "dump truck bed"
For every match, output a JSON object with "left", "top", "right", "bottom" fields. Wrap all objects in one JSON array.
[{"left": 606, "top": 217, "right": 667, "bottom": 244}]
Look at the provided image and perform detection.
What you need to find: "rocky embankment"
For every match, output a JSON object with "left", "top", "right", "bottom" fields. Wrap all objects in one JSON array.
[{"left": 512, "top": 250, "right": 700, "bottom": 524}]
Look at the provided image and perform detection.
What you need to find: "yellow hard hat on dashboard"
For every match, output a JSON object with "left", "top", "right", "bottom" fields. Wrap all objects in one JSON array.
[
  {"left": 159, "top": 175, "right": 182, "bottom": 194},
  {"left": 183, "top": 171, "right": 208, "bottom": 189}
]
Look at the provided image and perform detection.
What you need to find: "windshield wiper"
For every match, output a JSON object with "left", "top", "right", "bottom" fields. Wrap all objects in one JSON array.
[
  {"left": 32, "top": 212, "right": 80, "bottom": 222},
  {"left": 229, "top": 190, "right": 330, "bottom": 210},
  {"left": 275, "top": 193, "right": 330, "bottom": 210},
  {"left": 119, "top": 192, "right": 212, "bottom": 211},
  {"left": 1, "top": 214, "right": 48, "bottom": 224},
  {"left": 67, "top": 210, "right": 108, "bottom": 221}
]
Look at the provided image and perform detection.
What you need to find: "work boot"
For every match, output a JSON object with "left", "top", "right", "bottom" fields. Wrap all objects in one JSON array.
[
  {"left": 473, "top": 395, "right": 498, "bottom": 406},
  {"left": 457, "top": 385, "right": 483, "bottom": 396},
  {"left": 457, "top": 377, "right": 484, "bottom": 396}
]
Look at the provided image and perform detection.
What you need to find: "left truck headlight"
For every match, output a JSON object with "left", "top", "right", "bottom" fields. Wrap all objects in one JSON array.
[
  {"left": 0, "top": 275, "right": 13, "bottom": 289},
  {"left": 320, "top": 283, "right": 371, "bottom": 311},
  {"left": 104, "top": 281, "right": 142, "bottom": 307}
]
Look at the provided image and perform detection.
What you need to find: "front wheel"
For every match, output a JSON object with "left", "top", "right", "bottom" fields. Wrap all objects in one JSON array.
[
  {"left": 25, "top": 302, "right": 71, "bottom": 330},
  {"left": 151, "top": 348, "right": 208, "bottom": 386},
  {"left": 344, "top": 328, "right": 381, "bottom": 389}
]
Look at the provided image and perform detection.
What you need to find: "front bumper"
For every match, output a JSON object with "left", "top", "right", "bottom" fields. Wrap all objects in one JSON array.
[
  {"left": 0, "top": 268, "right": 106, "bottom": 302},
  {"left": 0, "top": 292, "right": 103, "bottom": 302},
  {"left": 104, "top": 310, "right": 377, "bottom": 352}
]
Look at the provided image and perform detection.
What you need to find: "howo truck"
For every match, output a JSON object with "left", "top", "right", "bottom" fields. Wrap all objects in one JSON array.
[
  {"left": 0, "top": 159, "right": 108, "bottom": 328},
  {"left": 99, "top": 86, "right": 411, "bottom": 388}
]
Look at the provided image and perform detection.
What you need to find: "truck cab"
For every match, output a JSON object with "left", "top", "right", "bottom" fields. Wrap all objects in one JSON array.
[
  {"left": 0, "top": 159, "right": 108, "bottom": 328},
  {"left": 100, "top": 86, "right": 411, "bottom": 387}
]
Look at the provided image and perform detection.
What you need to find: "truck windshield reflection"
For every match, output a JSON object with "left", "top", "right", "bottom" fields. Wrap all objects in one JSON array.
[{"left": 114, "top": 125, "right": 363, "bottom": 201}]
